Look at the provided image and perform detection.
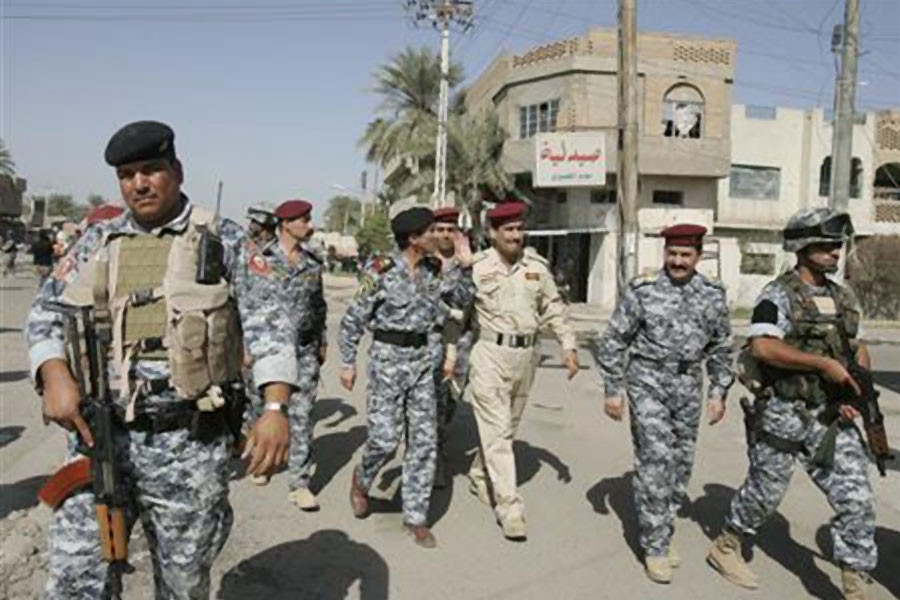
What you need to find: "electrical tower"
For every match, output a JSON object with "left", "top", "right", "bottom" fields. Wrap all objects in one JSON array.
[{"left": 404, "top": 1, "right": 474, "bottom": 208}]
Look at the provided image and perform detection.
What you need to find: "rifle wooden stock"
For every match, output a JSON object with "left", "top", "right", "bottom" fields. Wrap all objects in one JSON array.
[
  {"left": 96, "top": 504, "right": 128, "bottom": 562},
  {"left": 38, "top": 458, "right": 92, "bottom": 509}
]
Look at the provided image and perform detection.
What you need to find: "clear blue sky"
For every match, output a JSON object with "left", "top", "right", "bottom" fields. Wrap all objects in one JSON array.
[{"left": 2, "top": 0, "right": 898, "bottom": 222}]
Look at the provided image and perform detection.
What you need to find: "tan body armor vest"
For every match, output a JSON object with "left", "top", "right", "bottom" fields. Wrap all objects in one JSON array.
[
  {"left": 738, "top": 270, "right": 859, "bottom": 405},
  {"left": 62, "top": 207, "right": 242, "bottom": 405}
]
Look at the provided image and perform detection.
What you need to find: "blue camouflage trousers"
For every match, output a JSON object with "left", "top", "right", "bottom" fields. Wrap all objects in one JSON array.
[
  {"left": 626, "top": 359, "right": 703, "bottom": 557},
  {"left": 45, "top": 427, "right": 232, "bottom": 599},
  {"left": 356, "top": 340, "right": 437, "bottom": 526},
  {"left": 287, "top": 343, "right": 321, "bottom": 491},
  {"left": 726, "top": 403, "right": 878, "bottom": 572}
]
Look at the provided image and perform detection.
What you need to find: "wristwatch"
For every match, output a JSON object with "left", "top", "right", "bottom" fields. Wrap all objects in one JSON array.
[{"left": 264, "top": 402, "right": 288, "bottom": 416}]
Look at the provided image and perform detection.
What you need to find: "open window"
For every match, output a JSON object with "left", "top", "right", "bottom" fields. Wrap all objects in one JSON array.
[{"left": 662, "top": 84, "right": 704, "bottom": 139}]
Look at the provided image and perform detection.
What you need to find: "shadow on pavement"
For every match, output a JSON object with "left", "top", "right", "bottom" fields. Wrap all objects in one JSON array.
[
  {"left": 313, "top": 397, "right": 358, "bottom": 430},
  {"left": 309, "top": 425, "right": 367, "bottom": 495},
  {"left": 0, "top": 474, "right": 47, "bottom": 519},
  {"left": 0, "top": 326, "right": 22, "bottom": 334},
  {"left": 217, "top": 529, "right": 389, "bottom": 600},
  {"left": 692, "top": 483, "right": 842, "bottom": 600},
  {"left": 0, "top": 425, "right": 25, "bottom": 448},
  {"left": 515, "top": 440, "right": 572, "bottom": 487},
  {"left": 0, "top": 369, "right": 29, "bottom": 383},
  {"left": 815, "top": 524, "right": 900, "bottom": 599},
  {"left": 585, "top": 472, "right": 642, "bottom": 564},
  {"left": 872, "top": 370, "right": 900, "bottom": 394}
]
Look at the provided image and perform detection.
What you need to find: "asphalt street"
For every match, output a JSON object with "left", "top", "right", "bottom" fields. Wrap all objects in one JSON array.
[{"left": 1, "top": 271, "right": 898, "bottom": 599}]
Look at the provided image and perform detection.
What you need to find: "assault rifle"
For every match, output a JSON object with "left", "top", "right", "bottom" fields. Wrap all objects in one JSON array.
[
  {"left": 37, "top": 301, "right": 129, "bottom": 594},
  {"left": 824, "top": 327, "right": 893, "bottom": 477}
]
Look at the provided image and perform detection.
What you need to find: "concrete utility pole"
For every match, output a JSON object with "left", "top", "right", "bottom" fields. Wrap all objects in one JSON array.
[
  {"left": 616, "top": 0, "right": 640, "bottom": 298},
  {"left": 829, "top": 0, "right": 860, "bottom": 212},
  {"left": 404, "top": 0, "right": 474, "bottom": 208}
]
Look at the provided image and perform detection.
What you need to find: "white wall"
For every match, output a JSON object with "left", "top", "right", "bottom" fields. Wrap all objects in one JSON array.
[{"left": 718, "top": 105, "right": 809, "bottom": 227}]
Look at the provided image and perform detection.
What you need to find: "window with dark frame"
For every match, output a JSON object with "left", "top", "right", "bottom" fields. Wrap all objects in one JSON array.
[
  {"left": 590, "top": 188, "right": 617, "bottom": 204},
  {"left": 519, "top": 99, "right": 560, "bottom": 139},
  {"left": 652, "top": 190, "right": 684, "bottom": 205}
]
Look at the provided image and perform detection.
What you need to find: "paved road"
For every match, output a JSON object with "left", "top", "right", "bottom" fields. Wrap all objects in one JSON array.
[{"left": 1, "top": 272, "right": 898, "bottom": 599}]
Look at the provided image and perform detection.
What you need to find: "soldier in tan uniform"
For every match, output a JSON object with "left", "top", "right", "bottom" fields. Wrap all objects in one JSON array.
[{"left": 451, "top": 201, "right": 578, "bottom": 541}]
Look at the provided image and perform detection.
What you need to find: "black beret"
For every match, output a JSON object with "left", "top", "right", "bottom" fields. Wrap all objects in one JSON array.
[
  {"left": 391, "top": 207, "right": 434, "bottom": 237},
  {"left": 104, "top": 120, "right": 176, "bottom": 167}
]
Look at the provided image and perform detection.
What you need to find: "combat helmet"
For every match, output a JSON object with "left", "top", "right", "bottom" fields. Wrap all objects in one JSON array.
[
  {"left": 245, "top": 203, "right": 278, "bottom": 228},
  {"left": 782, "top": 207, "right": 854, "bottom": 252}
]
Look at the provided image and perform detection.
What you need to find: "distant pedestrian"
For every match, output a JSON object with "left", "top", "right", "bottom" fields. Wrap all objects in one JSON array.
[
  {"left": 2, "top": 238, "right": 18, "bottom": 277},
  {"left": 30, "top": 230, "right": 55, "bottom": 286}
]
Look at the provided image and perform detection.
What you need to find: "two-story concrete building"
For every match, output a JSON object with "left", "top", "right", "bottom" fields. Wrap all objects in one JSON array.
[
  {"left": 716, "top": 105, "right": 900, "bottom": 306},
  {"left": 466, "top": 27, "right": 736, "bottom": 307}
]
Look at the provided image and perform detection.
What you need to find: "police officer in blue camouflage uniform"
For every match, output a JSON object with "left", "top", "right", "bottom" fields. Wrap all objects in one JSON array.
[
  {"left": 593, "top": 223, "right": 733, "bottom": 584},
  {"left": 707, "top": 208, "right": 877, "bottom": 600},
  {"left": 28, "top": 121, "right": 295, "bottom": 599},
  {"left": 256, "top": 199, "right": 328, "bottom": 511},
  {"left": 429, "top": 206, "right": 476, "bottom": 489},
  {"left": 339, "top": 207, "right": 458, "bottom": 548}
]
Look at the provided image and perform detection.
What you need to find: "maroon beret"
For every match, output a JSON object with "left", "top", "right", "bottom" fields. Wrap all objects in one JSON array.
[
  {"left": 433, "top": 206, "right": 460, "bottom": 224},
  {"left": 487, "top": 201, "right": 527, "bottom": 227},
  {"left": 274, "top": 199, "right": 312, "bottom": 220},
  {"left": 85, "top": 204, "right": 125, "bottom": 225},
  {"left": 661, "top": 223, "right": 707, "bottom": 246}
]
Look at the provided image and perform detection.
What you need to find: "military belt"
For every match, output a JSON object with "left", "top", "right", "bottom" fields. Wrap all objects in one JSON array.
[
  {"left": 484, "top": 332, "right": 535, "bottom": 349},
  {"left": 373, "top": 329, "right": 428, "bottom": 348},
  {"left": 632, "top": 355, "right": 700, "bottom": 375}
]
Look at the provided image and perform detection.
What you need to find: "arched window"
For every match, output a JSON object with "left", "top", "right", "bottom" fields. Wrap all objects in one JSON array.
[
  {"left": 819, "top": 156, "right": 863, "bottom": 199},
  {"left": 662, "top": 84, "right": 704, "bottom": 139},
  {"left": 874, "top": 162, "right": 900, "bottom": 201}
]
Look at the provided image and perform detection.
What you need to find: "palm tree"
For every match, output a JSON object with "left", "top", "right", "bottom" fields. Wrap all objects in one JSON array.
[
  {"left": 0, "top": 139, "right": 15, "bottom": 177},
  {"left": 447, "top": 109, "right": 512, "bottom": 238},
  {"left": 359, "top": 46, "right": 463, "bottom": 189}
]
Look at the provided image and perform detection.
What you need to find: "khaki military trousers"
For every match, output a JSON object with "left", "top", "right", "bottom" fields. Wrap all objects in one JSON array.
[{"left": 467, "top": 338, "right": 537, "bottom": 521}]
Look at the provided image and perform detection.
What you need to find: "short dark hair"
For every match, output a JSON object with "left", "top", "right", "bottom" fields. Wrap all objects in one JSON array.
[{"left": 395, "top": 224, "right": 430, "bottom": 250}]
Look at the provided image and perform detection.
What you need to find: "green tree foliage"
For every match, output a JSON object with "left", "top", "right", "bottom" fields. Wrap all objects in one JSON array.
[
  {"left": 354, "top": 210, "right": 393, "bottom": 258},
  {"left": 0, "top": 139, "right": 15, "bottom": 177},
  {"left": 86, "top": 194, "right": 106, "bottom": 207},
  {"left": 324, "top": 195, "right": 362, "bottom": 234},
  {"left": 40, "top": 194, "right": 89, "bottom": 221}
]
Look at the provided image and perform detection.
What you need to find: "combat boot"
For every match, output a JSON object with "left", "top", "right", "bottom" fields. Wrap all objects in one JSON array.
[
  {"left": 668, "top": 546, "right": 681, "bottom": 569},
  {"left": 288, "top": 487, "right": 320, "bottom": 512},
  {"left": 645, "top": 556, "right": 672, "bottom": 584},
  {"left": 499, "top": 515, "right": 527, "bottom": 541},
  {"left": 841, "top": 568, "right": 868, "bottom": 600},
  {"left": 349, "top": 470, "right": 369, "bottom": 519},
  {"left": 403, "top": 523, "right": 437, "bottom": 549},
  {"left": 707, "top": 529, "right": 759, "bottom": 590}
]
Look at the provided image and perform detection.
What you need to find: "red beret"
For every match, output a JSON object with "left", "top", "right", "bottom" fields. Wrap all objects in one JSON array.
[
  {"left": 274, "top": 199, "right": 312, "bottom": 220},
  {"left": 86, "top": 204, "right": 125, "bottom": 225},
  {"left": 661, "top": 223, "right": 707, "bottom": 246},
  {"left": 487, "top": 201, "right": 527, "bottom": 227},
  {"left": 433, "top": 206, "right": 460, "bottom": 224}
]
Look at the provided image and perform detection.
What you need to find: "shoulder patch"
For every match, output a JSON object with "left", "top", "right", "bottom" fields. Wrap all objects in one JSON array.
[
  {"left": 370, "top": 256, "right": 395, "bottom": 274},
  {"left": 248, "top": 252, "right": 272, "bottom": 277}
]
